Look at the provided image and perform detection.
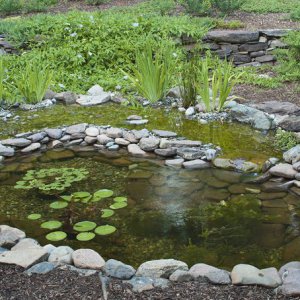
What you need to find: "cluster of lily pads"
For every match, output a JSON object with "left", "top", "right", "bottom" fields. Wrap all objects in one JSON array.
[
  {"left": 14, "top": 168, "right": 89, "bottom": 195},
  {"left": 27, "top": 188, "right": 128, "bottom": 242}
]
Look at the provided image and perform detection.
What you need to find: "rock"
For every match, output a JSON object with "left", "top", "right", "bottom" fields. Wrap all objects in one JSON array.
[
  {"left": 85, "top": 136, "right": 97, "bottom": 144},
  {"left": 206, "top": 30, "right": 259, "bottom": 43},
  {"left": 45, "top": 128, "right": 63, "bottom": 139},
  {"left": 251, "top": 101, "right": 300, "bottom": 116},
  {"left": 237, "top": 61, "right": 262, "bottom": 67},
  {"left": 152, "top": 130, "right": 177, "bottom": 138},
  {"left": 269, "top": 163, "right": 297, "bottom": 179},
  {"left": 213, "top": 158, "right": 235, "bottom": 170},
  {"left": 185, "top": 107, "right": 195, "bottom": 116},
  {"left": 279, "top": 262, "right": 300, "bottom": 276},
  {"left": 76, "top": 89, "right": 111, "bottom": 106},
  {"left": 0, "top": 144, "right": 14, "bottom": 157},
  {"left": 205, "top": 149, "right": 217, "bottom": 161},
  {"left": 139, "top": 137, "right": 160, "bottom": 151},
  {"left": 0, "top": 225, "right": 26, "bottom": 248},
  {"left": 108, "top": 144, "right": 119, "bottom": 151},
  {"left": 262, "top": 157, "right": 280, "bottom": 172},
  {"left": 1, "top": 138, "right": 31, "bottom": 147},
  {"left": 262, "top": 180, "right": 294, "bottom": 192},
  {"left": 127, "top": 115, "right": 142, "bottom": 120},
  {"left": 177, "top": 148, "right": 205, "bottom": 160},
  {"left": 48, "top": 246, "right": 74, "bottom": 265},
  {"left": 165, "top": 158, "right": 184, "bottom": 167},
  {"left": 123, "top": 131, "right": 138, "bottom": 143},
  {"left": 167, "top": 86, "right": 181, "bottom": 98},
  {"left": 283, "top": 145, "right": 300, "bottom": 164},
  {"left": 87, "top": 84, "right": 104, "bottom": 96},
  {"left": 0, "top": 247, "right": 8, "bottom": 254},
  {"left": 55, "top": 91, "right": 78, "bottom": 105},
  {"left": 293, "top": 161, "right": 300, "bottom": 171},
  {"left": 126, "top": 119, "right": 148, "bottom": 125},
  {"left": 59, "top": 264, "right": 97, "bottom": 276},
  {"left": 279, "top": 269, "right": 300, "bottom": 296},
  {"left": 65, "top": 123, "right": 87, "bottom": 135},
  {"left": 136, "top": 259, "right": 188, "bottom": 278},
  {"left": 11, "top": 238, "right": 40, "bottom": 251},
  {"left": 43, "top": 244, "right": 56, "bottom": 255},
  {"left": 106, "top": 127, "right": 123, "bottom": 138},
  {"left": 279, "top": 116, "right": 300, "bottom": 132},
  {"left": 127, "top": 276, "right": 154, "bottom": 293},
  {"left": 48, "top": 140, "right": 63, "bottom": 149},
  {"left": 44, "top": 89, "right": 56, "bottom": 100},
  {"left": 160, "top": 139, "right": 201, "bottom": 149},
  {"left": 131, "top": 129, "right": 149, "bottom": 139},
  {"left": 97, "top": 134, "right": 114, "bottom": 145},
  {"left": 105, "top": 259, "right": 136, "bottom": 279},
  {"left": 255, "top": 55, "right": 276, "bottom": 63},
  {"left": 25, "top": 262, "right": 57, "bottom": 275},
  {"left": 239, "top": 42, "right": 267, "bottom": 52},
  {"left": 183, "top": 159, "right": 210, "bottom": 169},
  {"left": 152, "top": 278, "right": 171, "bottom": 289},
  {"left": 128, "top": 144, "right": 147, "bottom": 157},
  {"left": 21, "top": 143, "right": 41, "bottom": 153},
  {"left": 231, "top": 264, "right": 280, "bottom": 287},
  {"left": 154, "top": 148, "right": 177, "bottom": 157},
  {"left": 261, "top": 267, "right": 282, "bottom": 286},
  {"left": 27, "top": 132, "right": 46, "bottom": 142},
  {"left": 85, "top": 127, "right": 99, "bottom": 137},
  {"left": 115, "top": 138, "right": 130, "bottom": 146},
  {"left": 260, "top": 29, "right": 290, "bottom": 37},
  {"left": 233, "top": 54, "right": 251, "bottom": 64},
  {"left": 72, "top": 249, "right": 105, "bottom": 270},
  {"left": 238, "top": 161, "right": 259, "bottom": 173},
  {"left": 169, "top": 270, "right": 194, "bottom": 282},
  {"left": 250, "top": 51, "right": 265, "bottom": 58},
  {"left": 0, "top": 248, "right": 48, "bottom": 268}
]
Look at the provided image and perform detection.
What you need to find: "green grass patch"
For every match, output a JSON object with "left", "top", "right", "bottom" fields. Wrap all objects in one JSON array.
[{"left": 240, "top": 0, "right": 300, "bottom": 13}]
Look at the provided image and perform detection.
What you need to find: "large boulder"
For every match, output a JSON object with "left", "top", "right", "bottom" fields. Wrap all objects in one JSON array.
[
  {"left": 0, "top": 144, "right": 14, "bottom": 157},
  {"left": 48, "top": 246, "right": 74, "bottom": 264},
  {"left": 139, "top": 137, "right": 160, "bottom": 151},
  {"left": 269, "top": 163, "right": 297, "bottom": 179},
  {"left": 279, "top": 116, "right": 300, "bottom": 132},
  {"left": 279, "top": 269, "right": 300, "bottom": 296},
  {"left": 0, "top": 225, "right": 26, "bottom": 248},
  {"left": 250, "top": 101, "right": 300, "bottom": 116},
  {"left": 72, "top": 249, "right": 105, "bottom": 270},
  {"left": 206, "top": 30, "right": 259, "bottom": 43},
  {"left": 76, "top": 85, "right": 111, "bottom": 106},
  {"left": 105, "top": 259, "right": 136, "bottom": 279},
  {"left": 283, "top": 145, "right": 300, "bottom": 164}
]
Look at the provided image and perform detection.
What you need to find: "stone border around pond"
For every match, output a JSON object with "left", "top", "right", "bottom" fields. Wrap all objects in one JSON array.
[{"left": 0, "top": 225, "right": 300, "bottom": 297}]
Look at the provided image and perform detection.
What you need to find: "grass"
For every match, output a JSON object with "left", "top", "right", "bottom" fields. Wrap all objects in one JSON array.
[{"left": 240, "top": 0, "right": 300, "bottom": 13}]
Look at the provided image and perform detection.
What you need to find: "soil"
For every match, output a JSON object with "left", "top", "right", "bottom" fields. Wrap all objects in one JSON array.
[{"left": 0, "top": 264, "right": 299, "bottom": 300}]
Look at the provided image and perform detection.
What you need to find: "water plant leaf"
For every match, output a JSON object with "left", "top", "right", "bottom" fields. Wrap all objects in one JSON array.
[
  {"left": 50, "top": 201, "right": 68, "bottom": 209},
  {"left": 81, "top": 195, "right": 93, "bottom": 203},
  {"left": 41, "top": 220, "right": 62, "bottom": 230},
  {"left": 101, "top": 209, "right": 115, "bottom": 218},
  {"left": 95, "top": 225, "right": 117, "bottom": 235},
  {"left": 94, "top": 189, "right": 114, "bottom": 198},
  {"left": 73, "top": 192, "right": 91, "bottom": 198},
  {"left": 76, "top": 232, "right": 95, "bottom": 241},
  {"left": 60, "top": 195, "right": 72, "bottom": 201},
  {"left": 46, "top": 231, "right": 67, "bottom": 241},
  {"left": 113, "top": 197, "right": 127, "bottom": 203},
  {"left": 73, "top": 221, "right": 97, "bottom": 232},
  {"left": 110, "top": 202, "right": 128, "bottom": 209},
  {"left": 27, "top": 213, "right": 42, "bottom": 220}
]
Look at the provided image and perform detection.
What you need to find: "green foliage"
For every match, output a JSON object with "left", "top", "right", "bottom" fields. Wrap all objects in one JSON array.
[
  {"left": 184, "top": 0, "right": 213, "bottom": 15},
  {"left": 240, "top": 0, "right": 300, "bottom": 13},
  {"left": 15, "top": 61, "right": 53, "bottom": 104},
  {"left": 275, "top": 129, "right": 298, "bottom": 151},
  {"left": 76, "top": 232, "right": 95, "bottom": 241},
  {"left": 213, "top": 0, "right": 244, "bottom": 13},
  {"left": 0, "top": 58, "right": 6, "bottom": 102},
  {"left": 150, "top": 0, "right": 176, "bottom": 15},
  {"left": 85, "top": 0, "right": 110, "bottom": 5},
  {"left": 41, "top": 220, "right": 62, "bottom": 230},
  {"left": 95, "top": 224, "right": 117, "bottom": 235},
  {"left": 46, "top": 231, "right": 67, "bottom": 241},
  {"left": 290, "top": 6, "right": 300, "bottom": 20},
  {"left": 14, "top": 168, "right": 89, "bottom": 195},
  {"left": 214, "top": 19, "right": 244, "bottom": 29}
]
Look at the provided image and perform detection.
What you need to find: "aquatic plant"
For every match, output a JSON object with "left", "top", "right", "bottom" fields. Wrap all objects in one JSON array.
[{"left": 14, "top": 168, "right": 89, "bottom": 195}]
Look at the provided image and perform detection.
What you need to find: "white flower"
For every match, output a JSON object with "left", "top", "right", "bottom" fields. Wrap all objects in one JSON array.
[
  {"left": 172, "top": 53, "right": 178, "bottom": 58},
  {"left": 64, "top": 27, "right": 70, "bottom": 31},
  {"left": 132, "top": 22, "right": 139, "bottom": 27},
  {"left": 70, "top": 32, "right": 77, "bottom": 37},
  {"left": 89, "top": 15, "right": 95, "bottom": 23},
  {"left": 123, "top": 75, "right": 128, "bottom": 80},
  {"left": 88, "top": 51, "right": 93, "bottom": 56},
  {"left": 58, "top": 83, "right": 65, "bottom": 89},
  {"left": 78, "top": 24, "right": 83, "bottom": 28},
  {"left": 77, "top": 54, "right": 83, "bottom": 59}
]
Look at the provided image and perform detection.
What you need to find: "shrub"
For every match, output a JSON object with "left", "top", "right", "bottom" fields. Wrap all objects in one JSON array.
[
  {"left": 290, "top": 6, "right": 300, "bottom": 20},
  {"left": 275, "top": 129, "right": 298, "bottom": 151}
]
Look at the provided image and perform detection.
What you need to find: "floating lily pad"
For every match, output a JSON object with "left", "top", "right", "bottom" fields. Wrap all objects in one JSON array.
[
  {"left": 73, "top": 221, "right": 97, "bottom": 232},
  {"left": 50, "top": 201, "right": 68, "bottom": 209},
  {"left": 95, "top": 225, "right": 117, "bottom": 235},
  {"left": 94, "top": 189, "right": 114, "bottom": 198},
  {"left": 73, "top": 192, "right": 91, "bottom": 198},
  {"left": 76, "top": 232, "right": 95, "bottom": 241},
  {"left": 113, "top": 197, "right": 127, "bottom": 203},
  {"left": 61, "top": 195, "right": 72, "bottom": 201},
  {"left": 41, "top": 220, "right": 62, "bottom": 230},
  {"left": 46, "top": 231, "right": 67, "bottom": 241},
  {"left": 27, "top": 213, "right": 42, "bottom": 220},
  {"left": 110, "top": 202, "right": 128, "bottom": 209},
  {"left": 101, "top": 209, "right": 115, "bottom": 218},
  {"left": 81, "top": 195, "right": 93, "bottom": 203}
]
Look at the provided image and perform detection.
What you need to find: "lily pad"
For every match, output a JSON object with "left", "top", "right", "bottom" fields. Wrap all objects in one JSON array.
[
  {"left": 94, "top": 189, "right": 114, "bottom": 199},
  {"left": 27, "top": 213, "right": 42, "bottom": 220},
  {"left": 50, "top": 201, "right": 69, "bottom": 209},
  {"left": 41, "top": 220, "right": 62, "bottom": 230},
  {"left": 95, "top": 225, "right": 117, "bottom": 236},
  {"left": 113, "top": 196, "right": 127, "bottom": 203},
  {"left": 101, "top": 209, "right": 115, "bottom": 218},
  {"left": 73, "top": 192, "right": 91, "bottom": 198},
  {"left": 60, "top": 195, "right": 72, "bottom": 201},
  {"left": 73, "top": 221, "right": 97, "bottom": 232},
  {"left": 76, "top": 232, "right": 95, "bottom": 241},
  {"left": 46, "top": 231, "right": 67, "bottom": 241},
  {"left": 110, "top": 202, "right": 128, "bottom": 209}
]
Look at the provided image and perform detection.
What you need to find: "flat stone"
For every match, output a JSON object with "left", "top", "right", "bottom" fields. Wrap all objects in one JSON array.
[
  {"left": 123, "top": 131, "right": 138, "bottom": 143},
  {"left": 11, "top": 238, "right": 40, "bottom": 251},
  {"left": 136, "top": 259, "right": 188, "bottom": 278},
  {"left": 72, "top": 249, "right": 105, "bottom": 270},
  {"left": 126, "top": 119, "right": 148, "bottom": 125},
  {"left": 59, "top": 264, "right": 97, "bottom": 276},
  {"left": 251, "top": 101, "right": 300, "bottom": 116},
  {"left": 21, "top": 143, "right": 41, "bottom": 153},
  {"left": 279, "top": 269, "right": 300, "bottom": 296},
  {"left": 0, "top": 225, "right": 26, "bottom": 248},
  {"left": 65, "top": 123, "right": 87, "bottom": 134},
  {"left": 126, "top": 276, "right": 154, "bottom": 293},
  {"left": 139, "top": 137, "right": 160, "bottom": 151},
  {"left": 48, "top": 140, "right": 63, "bottom": 149},
  {"left": 85, "top": 127, "right": 99, "bottom": 137},
  {"left": 27, "top": 132, "right": 47, "bottom": 142},
  {"left": 213, "top": 158, "right": 235, "bottom": 170},
  {"left": 183, "top": 159, "right": 210, "bottom": 169},
  {"left": 279, "top": 116, "right": 300, "bottom": 132},
  {"left": 279, "top": 261, "right": 300, "bottom": 276},
  {"left": 177, "top": 148, "right": 205, "bottom": 160},
  {"left": 84, "top": 136, "right": 97, "bottom": 144},
  {"left": 76, "top": 92, "right": 111, "bottom": 106},
  {"left": 45, "top": 128, "right": 63, "bottom": 139},
  {"left": 1, "top": 138, "right": 31, "bottom": 147},
  {"left": 239, "top": 42, "right": 267, "bottom": 52},
  {"left": 0, "top": 248, "right": 48, "bottom": 268},
  {"left": 115, "top": 138, "right": 130, "bottom": 146},
  {"left": 154, "top": 148, "right": 177, "bottom": 157},
  {"left": 206, "top": 30, "right": 259, "bottom": 43},
  {"left": 165, "top": 158, "right": 184, "bottom": 167},
  {"left": 169, "top": 270, "right": 194, "bottom": 282},
  {"left": 48, "top": 246, "right": 74, "bottom": 264},
  {"left": 60, "top": 135, "right": 71, "bottom": 142},
  {"left": 269, "top": 163, "right": 297, "bottom": 179},
  {"left": 0, "top": 144, "right": 14, "bottom": 157},
  {"left": 128, "top": 144, "right": 147, "bottom": 157},
  {"left": 160, "top": 139, "right": 201, "bottom": 149},
  {"left": 105, "top": 259, "right": 136, "bottom": 279},
  {"left": 231, "top": 264, "right": 280, "bottom": 287},
  {"left": 152, "top": 130, "right": 177, "bottom": 138},
  {"left": 255, "top": 55, "right": 276, "bottom": 63},
  {"left": 283, "top": 145, "right": 300, "bottom": 164},
  {"left": 97, "top": 134, "right": 114, "bottom": 145},
  {"left": 25, "top": 262, "right": 57, "bottom": 275},
  {"left": 132, "top": 129, "right": 149, "bottom": 139},
  {"left": 106, "top": 127, "right": 123, "bottom": 138},
  {"left": 127, "top": 115, "right": 142, "bottom": 120},
  {"left": 260, "top": 29, "right": 290, "bottom": 37}
]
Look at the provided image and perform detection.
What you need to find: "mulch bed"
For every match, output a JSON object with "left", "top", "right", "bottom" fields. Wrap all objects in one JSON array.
[{"left": 0, "top": 264, "right": 299, "bottom": 300}]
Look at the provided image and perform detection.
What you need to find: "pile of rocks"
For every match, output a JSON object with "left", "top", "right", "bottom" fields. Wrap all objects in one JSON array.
[
  {"left": 0, "top": 36, "right": 17, "bottom": 55},
  {"left": 0, "top": 225, "right": 299, "bottom": 296}
]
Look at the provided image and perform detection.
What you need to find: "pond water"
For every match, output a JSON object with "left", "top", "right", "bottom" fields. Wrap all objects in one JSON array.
[{"left": 0, "top": 147, "right": 299, "bottom": 270}]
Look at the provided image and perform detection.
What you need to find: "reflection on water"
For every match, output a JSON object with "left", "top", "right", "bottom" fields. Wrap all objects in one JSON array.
[{"left": 0, "top": 148, "right": 299, "bottom": 269}]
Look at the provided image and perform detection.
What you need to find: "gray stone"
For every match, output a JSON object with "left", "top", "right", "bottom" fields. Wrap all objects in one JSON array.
[
  {"left": 239, "top": 42, "right": 267, "bottom": 52},
  {"left": 76, "top": 92, "right": 111, "bottom": 106},
  {"left": 238, "top": 161, "right": 259, "bottom": 173},
  {"left": 123, "top": 131, "right": 138, "bottom": 143},
  {"left": 21, "top": 143, "right": 41, "bottom": 153},
  {"left": 55, "top": 91, "right": 77, "bottom": 105},
  {"left": 126, "top": 276, "right": 154, "bottom": 293},
  {"left": 262, "top": 180, "right": 295, "bottom": 192},
  {"left": 261, "top": 267, "right": 282, "bottom": 286},
  {"left": 251, "top": 101, "right": 300, "bottom": 115},
  {"left": 105, "top": 259, "right": 136, "bottom": 279},
  {"left": 65, "top": 123, "right": 87, "bottom": 135},
  {"left": 233, "top": 54, "right": 251, "bottom": 64},
  {"left": 205, "top": 149, "right": 217, "bottom": 161},
  {"left": 237, "top": 62, "right": 261, "bottom": 67},
  {"left": 136, "top": 259, "right": 188, "bottom": 278},
  {"left": 106, "top": 127, "right": 123, "bottom": 138},
  {"left": 139, "top": 137, "right": 160, "bottom": 151},
  {"left": 269, "top": 163, "right": 297, "bottom": 179},
  {"left": 206, "top": 30, "right": 259, "bottom": 43},
  {"left": 255, "top": 55, "right": 276, "bottom": 63},
  {"left": 231, "top": 264, "right": 280, "bottom": 287},
  {"left": 48, "top": 140, "right": 63, "bottom": 149},
  {"left": 97, "top": 134, "right": 114, "bottom": 145},
  {"left": 108, "top": 145, "right": 119, "bottom": 151},
  {"left": 59, "top": 264, "right": 97, "bottom": 276},
  {"left": 260, "top": 29, "right": 290, "bottom": 37},
  {"left": 177, "top": 148, "right": 205, "bottom": 160},
  {"left": 165, "top": 158, "right": 184, "bottom": 167},
  {"left": 128, "top": 144, "right": 147, "bottom": 157},
  {"left": 84, "top": 136, "right": 97, "bottom": 144},
  {"left": 0, "top": 248, "right": 48, "bottom": 268},
  {"left": 0, "top": 225, "right": 26, "bottom": 248},
  {"left": 250, "top": 51, "right": 265, "bottom": 58},
  {"left": 126, "top": 119, "right": 148, "bottom": 125},
  {"left": 279, "top": 116, "right": 300, "bottom": 132},
  {"left": 279, "top": 269, "right": 300, "bottom": 296},
  {"left": 115, "top": 138, "right": 130, "bottom": 146},
  {"left": 153, "top": 278, "right": 171, "bottom": 289},
  {"left": 160, "top": 139, "right": 201, "bottom": 149},
  {"left": 283, "top": 145, "right": 300, "bottom": 164},
  {"left": 43, "top": 244, "right": 56, "bottom": 255},
  {"left": 213, "top": 158, "right": 235, "bottom": 170},
  {"left": 169, "top": 270, "right": 194, "bottom": 282},
  {"left": 127, "top": 115, "right": 142, "bottom": 120},
  {"left": 45, "top": 128, "right": 63, "bottom": 139},
  {"left": 0, "top": 144, "right": 14, "bottom": 157},
  {"left": 72, "top": 249, "right": 105, "bottom": 270},
  {"left": 167, "top": 86, "right": 181, "bottom": 98},
  {"left": 152, "top": 130, "right": 177, "bottom": 138},
  {"left": 185, "top": 107, "right": 195, "bottom": 116},
  {"left": 25, "top": 262, "right": 57, "bottom": 275},
  {"left": 48, "top": 246, "right": 74, "bottom": 264},
  {"left": 279, "top": 262, "right": 300, "bottom": 276},
  {"left": 132, "top": 129, "right": 149, "bottom": 139},
  {"left": 44, "top": 89, "right": 56, "bottom": 100},
  {"left": 183, "top": 159, "right": 210, "bottom": 169},
  {"left": 262, "top": 157, "right": 280, "bottom": 172},
  {"left": 154, "top": 148, "right": 177, "bottom": 157},
  {"left": 27, "top": 132, "right": 46, "bottom": 142},
  {"left": 11, "top": 238, "right": 40, "bottom": 251},
  {"left": 293, "top": 162, "right": 300, "bottom": 171},
  {"left": 85, "top": 127, "right": 99, "bottom": 137},
  {"left": 66, "top": 139, "right": 83, "bottom": 146},
  {"left": 1, "top": 138, "right": 31, "bottom": 147}
]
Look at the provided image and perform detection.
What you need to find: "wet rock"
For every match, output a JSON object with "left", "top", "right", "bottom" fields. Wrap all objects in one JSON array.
[
  {"left": 55, "top": 91, "right": 78, "bottom": 105},
  {"left": 256, "top": 224, "right": 285, "bottom": 248},
  {"left": 128, "top": 144, "right": 147, "bottom": 157},
  {"left": 21, "top": 143, "right": 41, "bottom": 153},
  {"left": 237, "top": 161, "right": 259, "bottom": 173},
  {"left": 72, "top": 249, "right": 105, "bottom": 270},
  {"left": 152, "top": 130, "right": 177, "bottom": 138},
  {"left": 213, "top": 158, "right": 235, "bottom": 170},
  {"left": 25, "top": 262, "right": 57, "bottom": 275},
  {"left": 183, "top": 159, "right": 210, "bottom": 169},
  {"left": 160, "top": 139, "right": 201, "bottom": 149},
  {"left": 0, "top": 144, "right": 14, "bottom": 157},
  {"left": 106, "top": 127, "right": 123, "bottom": 138},
  {"left": 154, "top": 148, "right": 177, "bottom": 157},
  {"left": 279, "top": 269, "right": 300, "bottom": 296},
  {"left": 231, "top": 264, "right": 280, "bottom": 287},
  {"left": 139, "top": 137, "right": 160, "bottom": 151},
  {"left": 212, "top": 169, "right": 241, "bottom": 183},
  {"left": 45, "top": 128, "right": 63, "bottom": 139},
  {"left": 136, "top": 259, "right": 188, "bottom": 279},
  {"left": 85, "top": 127, "right": 99, "bottom": 137},
  {"left": 1, "top": 138, "right": 31, "bottom": 147},
  {"left": 0, "top": 225, "right": 26, "bottom": 248},
  {"left": 262, "top": 157, "right": 280, "bottom": 172},
  {"left": 66, "top": 123, "right": 87, "bottom": 135},
  {"left": 283, "top": 145, "right": 300, "bottom": 164},
  {"left": 262, "top": 180, "right": 294, "bottom": 192},
  {"left": 203, "top": 188, "right": 230, "bottom": 201},
  {"left": 48, "top": 246, "right": 74, "bottom": 265},
  {"left": 269, "top": 163, "right": 297, "bottom": 179},
  {"left": 11, "top": 238, "right": 40, "bottom": 251},
  {"left": 169, "top": 270, "right": 194, "bottom": 282},
  {"left": 177, "top": 148, "right": 205, "bottom": 160},
  {"left": 165, "top": 158, "right": 184, "bottom": 167},
  {"left": 258, "top": 192, "right": 287, "bottom": 200},
  {"left": 105, "top": 259, "right": 136, "bottom": 279}
]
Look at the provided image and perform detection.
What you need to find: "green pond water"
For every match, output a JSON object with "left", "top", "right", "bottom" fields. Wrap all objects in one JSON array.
[{"left": 1, "top": 104, "right": 298, "bottom": 270}]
